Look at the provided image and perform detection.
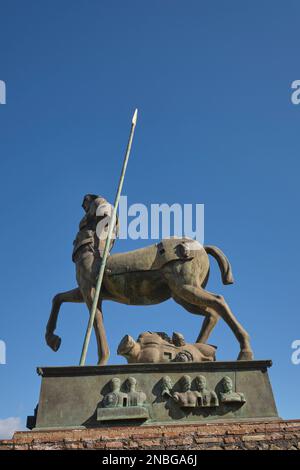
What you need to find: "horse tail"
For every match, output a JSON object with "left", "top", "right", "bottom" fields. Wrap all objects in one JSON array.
[{"left": 204, "top": 245, "right": 234, "bottom": 285}]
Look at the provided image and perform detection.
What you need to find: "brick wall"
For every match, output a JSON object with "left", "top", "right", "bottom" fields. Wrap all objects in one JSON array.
[{"left": 1, "top": 420, "right": 300, "bottom": 450}]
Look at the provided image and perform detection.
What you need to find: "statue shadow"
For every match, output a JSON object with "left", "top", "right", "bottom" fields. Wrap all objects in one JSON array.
[{"left": 82, "top": 383, "right": 107, "bottom": 427}]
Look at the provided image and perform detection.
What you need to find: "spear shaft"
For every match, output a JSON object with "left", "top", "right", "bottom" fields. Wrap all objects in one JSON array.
[{"left": 79, "top": 109, "right": 138, "bottom": 366}]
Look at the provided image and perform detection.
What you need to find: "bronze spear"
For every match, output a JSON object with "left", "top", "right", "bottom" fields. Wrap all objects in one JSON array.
[{"left": 79, "top": 109, "right": 138, "bottom": 366}]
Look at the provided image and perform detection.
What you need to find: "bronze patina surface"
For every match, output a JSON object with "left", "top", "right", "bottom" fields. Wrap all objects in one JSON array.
[
  {"left": 46, "top": 194, "right": 253, "bottom": 365},
  {"left": 117, "top": 331, "right": 217, "bottom": 363},
  {"left": 28, "top": 360, "right": 278, "bottom": 430}
]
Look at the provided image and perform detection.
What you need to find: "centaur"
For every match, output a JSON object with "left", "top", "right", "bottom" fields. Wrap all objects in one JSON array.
[{"left": 45, "top": 193, "right": 253, "bottom": 364}]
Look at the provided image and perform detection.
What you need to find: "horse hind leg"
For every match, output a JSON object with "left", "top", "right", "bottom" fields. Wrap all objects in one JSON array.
[
  {"left": 196, "top": 309, "right": 219, "bottom": 343},
  {"left": 173, "top": 296, "right": 219, "bottom": 344},
  {"left": 171, "top": 283, "right": 253, "bottom": 360},
  {"left": 46, "top": 287, "right": 83, "bottom": 351}
]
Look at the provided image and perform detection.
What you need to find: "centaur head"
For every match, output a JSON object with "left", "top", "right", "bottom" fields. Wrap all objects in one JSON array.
[
  {"left": 80, "top": 194, "right": 119, "bottom": 251},
  {"left": 82, "top": 194, "right": 102, "bottom": 212}
]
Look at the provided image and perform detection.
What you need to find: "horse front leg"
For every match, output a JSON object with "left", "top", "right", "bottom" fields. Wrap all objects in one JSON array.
[
  {"left": 82, "top": 289, "right": 110, "bottom": 365},
  {"left": 94, "top": 301, "right": 110, "bottom": 366},
  {"left": 45, "top": 288, "right": 83, "bottom": 351}
]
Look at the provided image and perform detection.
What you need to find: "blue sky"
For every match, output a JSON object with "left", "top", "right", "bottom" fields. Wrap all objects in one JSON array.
[{"left": 0, "top": 0, "right": 300, "bottom": 434}]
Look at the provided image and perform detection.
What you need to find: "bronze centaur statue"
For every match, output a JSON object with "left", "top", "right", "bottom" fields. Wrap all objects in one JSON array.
[{"left": 45, "top": 194, "right": 253, "bottom": 364}]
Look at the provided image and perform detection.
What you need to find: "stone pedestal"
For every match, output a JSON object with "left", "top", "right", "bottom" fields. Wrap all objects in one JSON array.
[{"left": 28, "top": 360, "right": 278, "bottom": 430}]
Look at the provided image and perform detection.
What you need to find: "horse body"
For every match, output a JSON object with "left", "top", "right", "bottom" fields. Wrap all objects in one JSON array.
[
  {"left": 102, "top": 239, "right": 209, "bottom": 305},
  {"left": 46, "top": 236, "right": 253, "bottom": 364}
]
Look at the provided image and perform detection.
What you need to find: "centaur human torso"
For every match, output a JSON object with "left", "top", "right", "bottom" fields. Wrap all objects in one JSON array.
[{"left": 46, "top": 194, "right": 253, "bottom": 364}]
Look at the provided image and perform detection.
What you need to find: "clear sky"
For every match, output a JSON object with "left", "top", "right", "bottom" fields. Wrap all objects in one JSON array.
[{"left": 0, "top": 0, "right": 300, "bottom": 435}]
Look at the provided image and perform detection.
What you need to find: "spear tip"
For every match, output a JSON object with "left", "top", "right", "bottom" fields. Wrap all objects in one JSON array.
[{"left": 132, "top": 108, "right": 138, "bottom": 126}]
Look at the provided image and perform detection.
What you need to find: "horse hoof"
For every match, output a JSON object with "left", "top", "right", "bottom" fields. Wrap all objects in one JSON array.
[
  {"left": 237, "top": 350, "right": 254, "bottom": 361},
  {"left": 97, "top": 356, "right": 109, "bottom": 366},
  {"left": 46, "top": 334, "right": 61, "bottom": 352}
]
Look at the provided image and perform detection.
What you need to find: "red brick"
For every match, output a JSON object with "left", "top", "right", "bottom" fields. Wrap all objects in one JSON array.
[
  {"left": 64, "top": 442, "right": 85, "bottom": 449},
  {"left": 105, "top": 441, "right": 124, "bottom": 449},
  {"left": 266, "top": 432, "right": 284, "bottom": 441},
  {"left": 2, "top": 419, "right": 300, "bottom": 451},
  {"left": 164, "top": 437, "right": 193, "bottom": 447},
  {"left": 284, "top": 434, "right": 296, "bottom": 440},
  {"left": 265, "top": 423, "right": 281, "bottom": 432},
  {"left": 163, "top": 430, "right": 184, "bottom": 438},
  {"left": 229, "top": 428, "right": 251, "bottom": 435},
  {"left": 82, "top": 439, "right": 95, "bottom": 449},
  {"left": 93, "top": 441, "right": 107, "bottom": 449},
  {"left": 196, "top": 428, "right": 227, "bottom": 436},
  {"left": 224, "top": 436, "right": 239, "bottom": 444},
  {"left": 101, "top": 432, "right": 130, "bottom": 441},
  {"left": 136, "top": 439, "right": 162, "bottom": 448},
  {"left": 280, "top": 423, "right": 300, "bottom": 430},
  {"left": 242, "top": 434, "right": 267, "bottom": 442},
  {"left": 131, "top": 432, "right": 163, "bottom": 440},
  {"left": 13, "top": 444, "right": 29, "bottom": 450},
  {"left": 126, "top": 441, "right": 139, "bottom": 449},
  {"left": 195, "top": 436, "right": 224, "bottom": 445}
]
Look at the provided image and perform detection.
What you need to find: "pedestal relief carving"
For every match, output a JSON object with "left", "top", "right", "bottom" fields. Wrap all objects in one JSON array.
[
  {"left": 158, "top": 374, "right": 246, "bottom": 413},
  {"left": 102, "top": 377, "right": 127, "bottom": 408},
  {"left": 219, "top": 376, "right": 246, "bottom": 404},
  {"left": 159, "top": 374, "right": 219, "bottom": 409},
  {"left": 97, "top": 377, "right": 149, "bottom": 422},
  {"left": 194, "top": 375, "right": 219, "bottom": 407}
]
